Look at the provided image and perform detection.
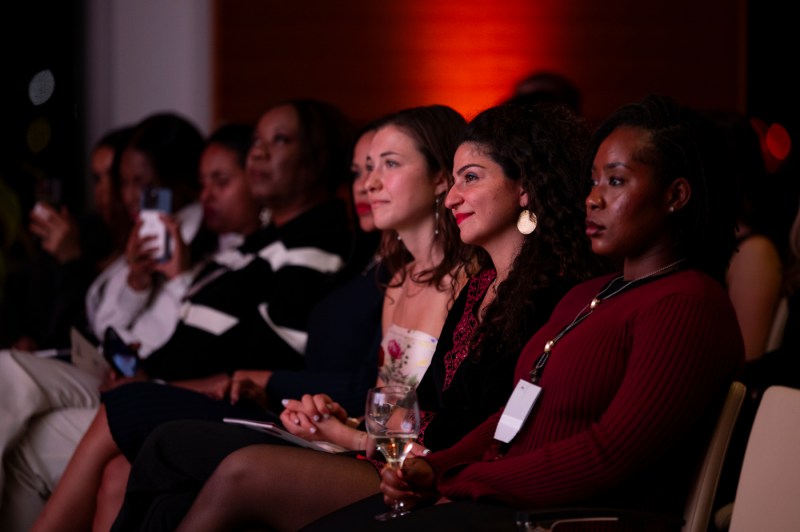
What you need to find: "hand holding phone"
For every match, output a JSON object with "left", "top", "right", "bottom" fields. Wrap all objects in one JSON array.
[
  {"left": 138, "top": 187, "right": 172, "bottom": 262},
  {"left": 103, "top": 327, "right": 141, "bottom": 378}
]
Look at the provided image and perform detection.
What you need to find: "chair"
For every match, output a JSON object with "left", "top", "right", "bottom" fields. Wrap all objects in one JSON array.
[
  {"left": 724, "top": 385, "right": 800, "bottom": 531},
  {"left": 765, "top": 296, "right": 788, "bottom": 353},
  {"left": 516, "top": 381, "right": 746, "bottom": 531}
]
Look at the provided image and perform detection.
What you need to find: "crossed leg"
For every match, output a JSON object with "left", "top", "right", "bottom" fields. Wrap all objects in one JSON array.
[{"left": 176, "top": 444, "right": 382, "bottom": 532}]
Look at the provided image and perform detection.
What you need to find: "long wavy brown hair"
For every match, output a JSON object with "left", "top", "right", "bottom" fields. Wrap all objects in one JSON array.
[{"left": 375, "top": 105, "right": 477, "bottom": 293}]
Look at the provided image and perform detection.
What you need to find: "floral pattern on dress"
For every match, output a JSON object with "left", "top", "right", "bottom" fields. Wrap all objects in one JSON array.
[{"left": 378, "top": 325, "right": 437, "bottom": 388}]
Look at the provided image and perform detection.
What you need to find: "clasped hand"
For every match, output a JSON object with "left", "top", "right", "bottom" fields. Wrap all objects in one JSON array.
[{"left": 279, "top": 393, "right": 351, "bottom": 443}]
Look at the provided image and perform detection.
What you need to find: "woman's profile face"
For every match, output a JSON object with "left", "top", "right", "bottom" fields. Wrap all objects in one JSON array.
[
  {"left": 199, "top": 143, "right": 260, "bottom": 236},
  {"left": 585, "top": 126, "right": 674, "bottom": 260},
  {"left": 446, "top": 142, "right": 525, "bottom": 250},
  {"left": 246, "top": 104, "right": 307, "bottom": 208},
  {"left": 351, "top": 130, "right": 376, "bottom": 233},
  {"left": 364, "top": 125, "right": 445, "bottom": 233},
  {"left": 119, "top": 147, "right": 157, "bottom": 219}
]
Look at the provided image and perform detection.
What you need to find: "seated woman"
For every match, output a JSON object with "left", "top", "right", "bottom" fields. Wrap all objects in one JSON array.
[
  {"left": 302, "top": 94, "right": 746, "bottom": 531},
  {"left": 709, "top": 111, "right": 784, "bottom": 361},
  {"left": 110, "top": 101, "right": 602, "bottom": 532},
  {"left": 224, "top": 119, "right": 388, "bottom": 420},
  {"left": 0, "top": 115, "right": 212, "bottom": 532},
  {"left": 29, "top": 99, "right": 357, "bottom": 532},
  {"left": 3, "top": 125, "right": 134, "bottom": 352}
]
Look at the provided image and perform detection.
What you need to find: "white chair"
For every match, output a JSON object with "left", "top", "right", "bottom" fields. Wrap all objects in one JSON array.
[{"left": 726, "top": 385, "right": 800, "bottom": 531}]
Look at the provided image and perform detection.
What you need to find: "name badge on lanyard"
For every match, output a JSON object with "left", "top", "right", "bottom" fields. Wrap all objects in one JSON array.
[{"left": 494, "top": 379, "right": 542, "bottom": 443}]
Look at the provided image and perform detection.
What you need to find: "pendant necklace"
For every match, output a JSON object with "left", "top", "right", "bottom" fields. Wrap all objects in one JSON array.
[{"left": 529, "top": 258, "right": 687, "bottom": 384}]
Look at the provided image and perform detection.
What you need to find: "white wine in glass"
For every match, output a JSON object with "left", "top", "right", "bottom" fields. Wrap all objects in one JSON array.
[{"left": 365, "top": 385, "right": 420, "bottom": 521}]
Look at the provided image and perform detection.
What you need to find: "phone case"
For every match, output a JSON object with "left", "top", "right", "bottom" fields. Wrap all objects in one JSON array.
[
  {"left": 139, "top": 188, "right": 172, "bottom": 261},
  {"left": 103, "top": 328, "right": 140, "bottom": 378}
]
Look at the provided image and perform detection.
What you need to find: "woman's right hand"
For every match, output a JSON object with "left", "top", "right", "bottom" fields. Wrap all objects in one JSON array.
[
  {"left": 279, "top": 394, "right": 350, "bottom": 442},
  {"left": 125, "top": 219, "right": 157, "bottom": 291},
  {"left": 282, "top": 393, "right": 348, "bottom": 425},
  {"left": 29, "top": 202, "right": 82, "bottom": 263},
  {"left": 380, "top": 457, "right": 437, "bottom": 511}
]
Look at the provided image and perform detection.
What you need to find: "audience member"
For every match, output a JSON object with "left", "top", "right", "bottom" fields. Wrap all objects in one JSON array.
[
  {"left": 709, "top": 111, "right": 784, "bottom": 361},
  {"left": 90, "top": 113, "right": 215, "bottom": 357},
  {"left": 0, "top": 116, "right": 237, "bottom": 532},
  {"left": 87, "top": 119, "right": 391, "bottom": 530},
  {"left": 224, "top": 119, "right": 387, "bottom": 419},
  {"left": 30, "top": 99, "right": 356, "bottom": 532},
  {"left": 302, "top": 94, "right": 744, "bottom": 531},
  {"left": 110, "top": 101, "right": 601, "bottom": 532},
  {"left": 0, "top": 126, "right": 133, "bottom": 351},
  {"left": 714, "top": 191, "right": 800, "bottom": 530},
  {"left": 504, "top": 70, "right": 582, "bottom": 115},
  {"left": 0, "top": 125, "right": 135, "bottom": 532}
]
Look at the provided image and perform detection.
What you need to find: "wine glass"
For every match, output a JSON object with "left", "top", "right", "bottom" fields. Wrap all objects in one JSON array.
[{"left": 365, "top": 384, "right": 421, "bottom": 521}]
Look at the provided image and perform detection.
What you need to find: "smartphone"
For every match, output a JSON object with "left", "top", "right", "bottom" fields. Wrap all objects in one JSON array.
[
  {"left": 102, "top": 327, "right": 140, "bottom": 378},
  {"left": 139, "top": 187, "right": 172, "bottom": 262}
]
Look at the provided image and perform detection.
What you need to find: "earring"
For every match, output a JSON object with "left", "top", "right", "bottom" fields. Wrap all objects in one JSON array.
[
  {"left": 517, "top": 209, "right": 537, "bottom": 235},
  {"left": 668, "top": 206, "right": 675, "bottom": 213},
  {"left": 434, "top": 197, "right": 440, "bottom": 236},
  {"left": 259, "top": 208, "right": 272, "bottom": 226}
]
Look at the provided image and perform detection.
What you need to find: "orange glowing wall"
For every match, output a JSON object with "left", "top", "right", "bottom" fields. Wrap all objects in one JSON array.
[{"left": 213, "top": 0, "right": 744, "bottom": 127}]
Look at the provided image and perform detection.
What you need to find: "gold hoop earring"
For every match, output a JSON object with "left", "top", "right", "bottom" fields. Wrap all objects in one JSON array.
[{"left": 517, "top": 209, "right": 538, "bottom": 235}]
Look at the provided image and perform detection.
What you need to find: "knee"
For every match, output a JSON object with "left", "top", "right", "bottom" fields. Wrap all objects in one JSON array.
[
  {"left": 97, "top": 455, "right": 130, "bottom": 503},
  {"left": 213, "top": 450, "right": 255, "bottom": 485}
]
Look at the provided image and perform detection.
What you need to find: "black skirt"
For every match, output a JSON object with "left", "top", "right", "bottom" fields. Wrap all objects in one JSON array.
[{"left": 101, "top": 381, "right": 278, "bottom": 461}]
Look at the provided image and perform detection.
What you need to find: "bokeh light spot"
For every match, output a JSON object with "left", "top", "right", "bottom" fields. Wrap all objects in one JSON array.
[
  {"left": 29, "top": 69, "right": 55, "bottom": 106},
  {"left": 27, "top": 117, "right": 52, "bottom": 153},
  {"left": 766, "top": 123, "right": 790, "bottom": 160}
]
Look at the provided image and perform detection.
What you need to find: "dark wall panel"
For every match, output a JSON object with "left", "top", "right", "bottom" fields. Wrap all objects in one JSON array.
[{"left": 212, "top": 0, "right": 745, "bottom": 128}]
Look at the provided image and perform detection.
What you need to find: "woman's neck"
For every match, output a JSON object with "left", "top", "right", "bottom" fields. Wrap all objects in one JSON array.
[
  {"left": 484, "top": 231, "right": 525, "bottom": 286},
  {"left": 396, "top": 219, "right": 443, "bottom": 273},
  {"left": 622, "top": 251, "right": 684, "bottom": 280}
]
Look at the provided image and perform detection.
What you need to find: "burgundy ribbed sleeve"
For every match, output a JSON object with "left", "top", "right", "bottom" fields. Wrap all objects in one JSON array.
[{"left": 425, "top": 270, "right": 744, "bottom": 511}]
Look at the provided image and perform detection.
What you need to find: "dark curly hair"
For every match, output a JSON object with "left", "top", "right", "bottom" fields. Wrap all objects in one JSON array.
[
  {"left": 585, "top": 94, "right": 737, "bottom": 284},
  {"left": 461, "top": 103, "right": 606, "bottom": 360},
  {"left": 376, "top": 105, "right": 476, "bottom": 291}
]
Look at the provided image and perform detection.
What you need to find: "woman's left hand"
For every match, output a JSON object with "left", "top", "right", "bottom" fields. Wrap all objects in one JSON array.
[{"left": 380, "top": 457, "right": 437, "bottom": 511}]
